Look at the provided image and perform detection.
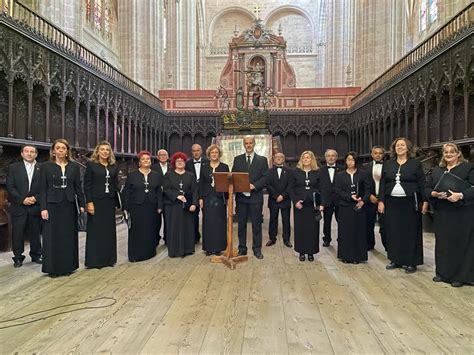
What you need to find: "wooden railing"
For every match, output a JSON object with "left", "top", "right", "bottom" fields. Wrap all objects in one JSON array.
[
  {"left": 0, "top": 0, "right": 162, "bottom": 109},
  {"left": 352, "top": 3, "right": 473, "bottom": 107}
]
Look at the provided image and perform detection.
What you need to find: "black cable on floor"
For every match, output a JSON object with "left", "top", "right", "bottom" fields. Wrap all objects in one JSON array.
[{"left": 0, "top": 296, "right": 117, "bottom": 330}]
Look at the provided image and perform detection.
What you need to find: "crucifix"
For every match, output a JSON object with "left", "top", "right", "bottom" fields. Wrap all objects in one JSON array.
[
  {"left": 305, "top": 171, "right": 310, "bottom": 190},
  {"left": 144, "top": 178, "right": 149, "bottom": 193},
  {"left": 105, "top": 168, "right": 110, "bottom": 193},
  {"left": 253, "top": 5, "right": 261, "bottom": 20},
  {"left": 178, "top": 181, "right": 184, "bottom": 194}
]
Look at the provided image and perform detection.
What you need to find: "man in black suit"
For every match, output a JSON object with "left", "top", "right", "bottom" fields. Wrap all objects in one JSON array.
[
  {"left": 6, "top": 145, "right": 42, "bottom": 267},
  {"left": 151, "top": 149, "right": 169, "bottom": 245},
  {"left": 363, "top": 145, "right": 387, "bottom": 251},
  {"left": 232, "top": 136, "right": 268, "bottom": 259},
  {"left": 319, "top": 149, "right": 343, "bottom": 247},
  {"left": 266, "top": 152, "right": 292, "bottom": 248},
  {"left": 185, "top": 144, "right": 209, "bottom": 244}
]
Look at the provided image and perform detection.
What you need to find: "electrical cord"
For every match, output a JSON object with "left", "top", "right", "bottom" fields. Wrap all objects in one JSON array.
[{"left": 0, "top": 296, "right": 117, "bottom": 330}]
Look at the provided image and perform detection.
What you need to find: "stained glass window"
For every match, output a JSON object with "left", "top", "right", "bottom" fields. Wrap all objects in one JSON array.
[
  {"left": 428, "top": 0, "right": 438, "bottom": 23},
  {"left": 85, "top": 0, "right": 114, "bottom": 40},
  {"left": 420, "top": 0, "right": 427, "bottom": 32},
  {"left": 94, "top": 0, "right": 102, "bottom": 31}
]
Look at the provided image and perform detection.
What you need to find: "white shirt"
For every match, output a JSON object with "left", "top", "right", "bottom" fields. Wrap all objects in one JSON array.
[
  {"left": 193, "top": 159, "right": 202, "bottom": 182},
  {"left": 327, "top": 165, "right": 336, "bottom": 183},
  {"left": 160, "top": 163, "right": 168, "bottom": 175},
  {"left": 372, "top": 161, "right": 383, "bottom": 196},
  {"left": 23, "top": 160, "right": 36, "bottom": 191}
]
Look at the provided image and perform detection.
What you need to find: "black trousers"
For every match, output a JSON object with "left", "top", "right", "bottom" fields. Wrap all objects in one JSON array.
[
  {"left": 237, "top": 202, "right": 263, "bottom": 254},
  {"left": 193, "top": 206, "right": 201, "bottom": 242},
  {"left": 323, "top": 203, "right": 339, "bottom": 243},
  {"left": 11, "top": 211, "right": 42, "bottom": 261},
  {"left": 268, "top": 206, "right": 291, "bottom": 242},
  {"left": 366, "top": 202, "right": 387, "bottom": 250}
]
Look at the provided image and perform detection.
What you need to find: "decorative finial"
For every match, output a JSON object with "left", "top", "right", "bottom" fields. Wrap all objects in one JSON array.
[
  {"left": 278, "top": 23, "right": 282, "bottom": 36},
  {"left": 253, "top": 5, "right": 261, "bottom": 20},
  {"left": 233, "top": 24, "right": 239, "bottom": 37}
]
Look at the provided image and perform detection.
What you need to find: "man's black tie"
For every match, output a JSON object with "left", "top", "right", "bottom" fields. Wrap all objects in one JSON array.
[
  {"left": 375, "top": 161, "right": 383, "bottom": 165},
  {"left": 328, "top": 166, "right": 335, "bottom": 169},
  {"left": 194, "top": 160, "right": 200, "bottom": 164},
  {"left": 247, "top": 155, "right": 251, "bottom": 169}
]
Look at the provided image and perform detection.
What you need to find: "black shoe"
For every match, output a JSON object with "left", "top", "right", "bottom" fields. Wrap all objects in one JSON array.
[
  {"left": 299, "top": 254, "right": 305, "bottom": 262},
  {"left": 386, "top": 262, "right": 400, "bottom": 270},
  {"left": 213, "top": 252, "right": 222, "bottom": 256},
  {"left": 13, "top": 259, "right": 23, "bottom": 268},
  {"left": 238, "top": 250, "right": 247, "bottom": 256},
  {"left": 254, "top": 252, "right": 264, "bottom": 259},
  {"left": 405, "top": 266, "right": 417, "bottom": 274},
  {"left": 308, "top": 254, "right": 314, "bottom": 262},
  {"left": 342, "top": 260, "right": 349, "bottom": 264},
  {"left": 323, "top": 241, "right": 330, "bottom": 247},
  {"left": 283, "top": 240, "right": 293, "bottom": 248},
  {"left": 32, "top": 257, "right": 42, "bottom": 264},
  {"left": 205, "top": 251, "right": 212, "bottom": 256},
  {"left": 451, "top": 281, "right": 463, "bottom": 288},
  {"left": 432, "top": 276, "right": 444, "bottom": 283},
  {"left": 353, "top": 261, "right": 359, "bottom": 264},
  {"left": 266, "top": 239, "right": 276, "bottom": 246}
]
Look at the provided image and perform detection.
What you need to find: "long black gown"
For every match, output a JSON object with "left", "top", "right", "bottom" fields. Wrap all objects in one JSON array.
[
  {"left": 379, "top": 158, "right": 427, "bottom": 267},
  {"left": 289, "top": 168, "right": 323, "bottom": 255},
  {"left": 84, "top": 162, "right": 119, "bottom": 268},
  {"left": 425, "top": 163, "right": 474, "bottom": 284},
  {"left": 123, "top": 170, "right": 163, "bottom": 262},
  {"left": 163, "top": 170, "right": 198, "bottom": 257},
  {"left": 334, "top": 170, "right": 373, "bottom": 263},
  {"left": 39, "top": 161, "right": 85, "bottom": 276},
  {"left": 199, "top": 163, "right": 229, "bottom": 254}
]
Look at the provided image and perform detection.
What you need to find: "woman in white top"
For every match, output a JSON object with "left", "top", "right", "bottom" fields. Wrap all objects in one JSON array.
[{"left": 378, "top": 137, "right": 428, "bottom": 273}]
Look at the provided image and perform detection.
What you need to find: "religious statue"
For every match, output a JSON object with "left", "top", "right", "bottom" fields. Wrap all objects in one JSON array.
[
  {"left": 236, "top": 86, "right": 244, "bottom": 110},
  {"left": 252, "top": 86, "right": 261, "bottom": 110}
]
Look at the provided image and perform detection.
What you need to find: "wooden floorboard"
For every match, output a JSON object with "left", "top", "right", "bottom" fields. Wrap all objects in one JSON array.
[{"left": 0, "top": 207, "right": 473, "bottom": 354}]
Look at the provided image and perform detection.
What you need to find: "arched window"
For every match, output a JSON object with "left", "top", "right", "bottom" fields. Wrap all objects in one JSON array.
[
  {"left": 85, "top": 0, "right": 115, "bottom": 41},
  {"left": 419, "top": 0, "right": 438, "bottom": 33}
]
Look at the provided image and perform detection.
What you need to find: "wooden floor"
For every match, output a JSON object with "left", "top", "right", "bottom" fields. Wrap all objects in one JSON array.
[{"left": 0, "top": 209, "right": 473, "bottom": 354}]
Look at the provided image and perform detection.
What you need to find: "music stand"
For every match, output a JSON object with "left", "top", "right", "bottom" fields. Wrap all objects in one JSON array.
[{"left": 210, "top": 172, "right": 250, "bottom": 269}]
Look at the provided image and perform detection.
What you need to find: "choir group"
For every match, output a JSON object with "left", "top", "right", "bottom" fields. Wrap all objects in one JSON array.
[{"left": 6, "top": 136, "right": 474, "bottom": 287}]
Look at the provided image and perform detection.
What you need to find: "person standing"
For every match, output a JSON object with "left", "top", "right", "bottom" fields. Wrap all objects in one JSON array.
[
  {"left": 425, "top": 143, "right": 474, "bottom": 287},
  {"left": 378, "top": 137, "right": 428, "bottom": 274},
  {"left": 363, "top": 146, "right": 387, "bottom": 251},
  {"left": 335, "top": 152, "right": 373, "bottom": 264},
  {"left": 123, "top": 151, "right": 163, "bottom": 262},
  {"left": 40, "top": 139, "right": 85, "bottom": 277},
  {"left": 6, "top": 145, "right": 42, "bottom": 267},
  {"left": 152, "top": 149, "right": 169, "bottom": 245},
  {"left": 199, "top": 144, "right": 229, "bottom": 256},
  {"left": 185, "top": 144, "right": 209, "bottom": 244},
  {"left": 289, "top": 151, "right": 324, "bottom": 262},
  {"left": 266, "top": 152, "right": 292, "bottom": 248},
  {"left": 84, "top": 141, "right": 119, "bottom": 269},
  {"left": 231, "top": 136, "right": 268, "bottom": 259},
  {"left": 163, "top": 152, "right": 198, "bottom": 258},
  {"left": 319, "top": 149, "right": 343, "bottom": 247}
]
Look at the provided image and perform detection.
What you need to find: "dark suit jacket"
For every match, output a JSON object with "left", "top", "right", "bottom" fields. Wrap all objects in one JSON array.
[
  {"left": 379, "top": 158, "right": 427, "bottom": 202},
  {"left": 83, "top": 162, "right": 120, "bottom": 204},
  {"left": 320, "top": 164, "right": 344, "bottom": 206},
  {"left": 185, "top": 157, "right": 209, "bottom": 182},
  {"left": 199, "top": 162, "right": 230, "bottom": 198},
  {"left": 266, "top": 166, "right": 292, "bottom": 209},
  {"left": 122, "top": 170, "right": 163, "bottom": 210},
  {"left": 6, "top": 161, "right": 41, "bottom": 216},
  {"left": 151, "top": 162, "right": 170, "bottom": 180},
  {"left": 288, "top": 168, "right": 324, "bottom": 206},
  {"left": 231, "top": 152, "right": 268, "bottom": 204},
  {"left": 39, "top": 161, "right": 85, "bottom": 210}
]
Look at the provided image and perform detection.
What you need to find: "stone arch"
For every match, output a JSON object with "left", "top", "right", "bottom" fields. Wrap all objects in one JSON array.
[
  {"left": 208, "top": 7, "right": 255, "bottom": 52},
  {"left": 265, "top": 6, "right": 315, "bottom": 53}
]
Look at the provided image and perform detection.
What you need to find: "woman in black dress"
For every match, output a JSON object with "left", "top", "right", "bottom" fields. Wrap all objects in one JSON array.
[
  {"left": 40, "top": 138, "right": 85, "bottom": 277},
  {"left": 163, "top": 152, "right": 198, "bottom": 258},
  {"left": 199, "top": 144, "right": 229, "bottom": 256},
  {"left": 425, "top": 143, "right": 474, "bottom": 287},
  {"left": 378, "top": 137, "right": 428, "bottom": 273},
  {"left": 335, "top": 151, "right": 372, "bottom": 264},
  {"left": 123, "top": 151, "right": 163, "bottom": 262},
  {"left": 84, "top": 141, "right": 119, "bottom": 268},
  {"left": 289, "top": 150, "right": 324, "bottom": 262}
]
